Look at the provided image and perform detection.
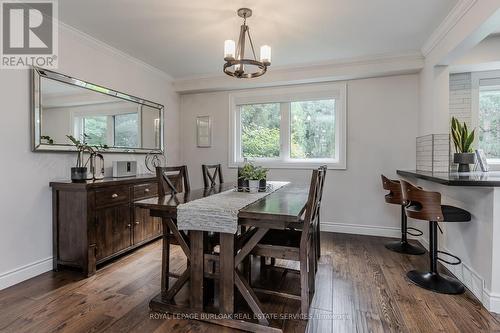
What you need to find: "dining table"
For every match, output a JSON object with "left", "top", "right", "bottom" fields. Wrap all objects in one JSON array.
[{"left": 134, "top": 181, "right": 311, "bottom": 333}]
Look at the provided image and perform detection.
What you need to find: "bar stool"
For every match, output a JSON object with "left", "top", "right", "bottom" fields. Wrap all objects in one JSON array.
[
  {"left": 381, "top": 175, "right": 425, "bottom": 255},
  {"left": 400, "top": 180, "right": 471, "bottom": 294}
]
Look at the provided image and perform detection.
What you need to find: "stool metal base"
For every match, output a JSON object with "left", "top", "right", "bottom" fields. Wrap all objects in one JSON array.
[
  {"left": 385, "top": 241, "right": 426, "bottom": 255},
  {"left": 407, "top": 270, "right": 465, "bottom": 294}
]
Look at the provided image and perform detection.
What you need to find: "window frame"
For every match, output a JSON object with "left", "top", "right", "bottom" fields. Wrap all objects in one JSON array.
[
  {"left": 228, "top": 82, "right": 347, "bottom": 169},
  {"left": 471, "top": 70, "right": 500, "bottom": 168}
]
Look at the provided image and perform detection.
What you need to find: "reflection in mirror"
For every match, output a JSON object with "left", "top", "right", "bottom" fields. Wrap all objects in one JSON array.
[{"left": 32, "top": 68, "right": 164, "bottom": 153}]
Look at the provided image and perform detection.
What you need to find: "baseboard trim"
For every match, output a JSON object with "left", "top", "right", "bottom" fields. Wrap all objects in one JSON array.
[
  {"left": 0, "top": 257, "right": 53, "bottom": 290},
  {"left": 483, "top": 289, "right": 500, "bottom": 313},
  {"left": 321, "top": 222, "right": 401, "bottom": 238},
  {"left": 416, "top": 235, "right": 500, "bottom": 314}
]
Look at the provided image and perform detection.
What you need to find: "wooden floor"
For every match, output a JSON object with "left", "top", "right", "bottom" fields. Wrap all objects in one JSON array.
[{"left": 1, "top": 233, "right": 500, "bottom": 333}]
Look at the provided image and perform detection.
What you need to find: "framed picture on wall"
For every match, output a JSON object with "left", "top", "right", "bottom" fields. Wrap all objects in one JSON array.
[
  {"left": 475, "top": 149, "right": 489, "bottom": 172},
  {"left": 196, "top": 116, "right": 212, "bottom": 148}
]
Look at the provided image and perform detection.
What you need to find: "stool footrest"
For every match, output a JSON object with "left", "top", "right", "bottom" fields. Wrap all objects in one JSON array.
[
  {"left": 406, "top": 227, "right": 423, "bottom": 237},
  {"left": 437, "top": 250, "right": 461, "bottom": 265}
]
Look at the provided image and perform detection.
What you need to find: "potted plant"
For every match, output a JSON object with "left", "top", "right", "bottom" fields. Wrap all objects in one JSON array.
[
  {"left": 67, "top": 134, "right": 107, "bottom": 182},
  {"left": 451, "top": 117, "right": 475, "bottom": 172},
  {"left": 238, "top": 162, "right": 269, "bottom": 193}
]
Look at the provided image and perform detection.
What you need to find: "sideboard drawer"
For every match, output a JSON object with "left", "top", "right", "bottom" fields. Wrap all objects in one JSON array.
[
  {"left": 133, "top": 182, "right": 158, "bottom": 200},
  {"left": 95, "top": 186, "right": 130, "bottom": 207}
]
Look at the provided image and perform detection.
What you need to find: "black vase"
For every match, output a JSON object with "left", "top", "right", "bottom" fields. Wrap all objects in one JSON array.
[
  {"left": 258, "top": 179, "right": 267, "bottom": 192},
  {"left": 71, "top": 167, "right": 88, "bottom": 182},
  {"left": 454, "top": 153, "right": 475, "bottom": 173}
]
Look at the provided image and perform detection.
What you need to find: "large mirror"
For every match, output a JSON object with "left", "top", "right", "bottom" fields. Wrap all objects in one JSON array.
[{"left": 31, "top": 68, "right": 164, "bottom": 153}]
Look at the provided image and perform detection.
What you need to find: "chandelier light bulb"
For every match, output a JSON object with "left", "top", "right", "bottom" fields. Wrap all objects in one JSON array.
[
  {"left": 260, "top": 45, "right": 271, "bottom": 65},
  {"left": 224, "top": 40, "right": 235, "bottom": 60}
]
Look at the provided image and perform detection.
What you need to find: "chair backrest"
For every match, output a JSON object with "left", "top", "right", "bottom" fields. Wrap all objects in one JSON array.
[
  {"left": 156, "top": 166, "right": 190, "bottom": 195},
  {"left": 301, "top": 166, "right": 327, "bottom": 247},
  {"left": 381, "top": 175, "right": 403, "bottom": 205},
  {"left": 400, "top": 179, "right": 443, "bottom": 222},
  {"left": 202, "top": 164, "right": 224, "bottom": 187}
]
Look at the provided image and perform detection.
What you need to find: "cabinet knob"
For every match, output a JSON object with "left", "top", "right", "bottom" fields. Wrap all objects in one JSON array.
[
  {"left": 135, "top": 221, "right": 140, "bottom": 225},
  {"left": 127, "top": 224, "right": 131, "bottom": 228},
  {"left": 111, "top": 193, "right": 118, "bottom": 198},
  {"left": 145, "top": 188, "right": 150, "bottom": 193}
]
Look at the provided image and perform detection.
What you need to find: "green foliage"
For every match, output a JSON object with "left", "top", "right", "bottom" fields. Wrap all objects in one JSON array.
[
  {"left": 238, "top": 162, "right": 268, "bottom": 181},
  {"left": 239, "top": 100, "right": 335, "bottom": 159},
  {"left": 479, "top": 91, "right": 500, "bottom": 158},
  {"left": 83, "top": 116, "right": 107, "bottom": 146},
  {"left": 40, "top": 135, "right": 54, "bottom": 144},
  {"left": 241, "top": 103, "right": 280, "bottom": 158},
  {"left": 66, "top": 134, "right": 108, "bottom": 167},
  {"left": 114, "top": 113, "right": 139, "bottom": 147},
  {"left": 451, "top": 117, "right": 475, "bottom": 153},
  {"left": 290, "top": 100, "right": 335, "bottom": 159}
]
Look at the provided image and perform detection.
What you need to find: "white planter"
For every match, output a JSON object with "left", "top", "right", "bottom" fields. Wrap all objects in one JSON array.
[{"left": 248, "top": 180, "right": 260, "bottom": 193}]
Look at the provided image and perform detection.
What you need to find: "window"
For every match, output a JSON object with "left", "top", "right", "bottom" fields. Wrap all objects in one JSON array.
[
  {"left": 75, "top": 112, "right": 141, "bottom": 148},
  {"left": 241, "top": 103, "right": 281, "bottom": 158},
  {"left": 114, "top": 113, "right": 139, "bottom": 147},
  {"left": 479, "top": 88, "right": 500, "bottom": 160},
  {"left": 472, "top": 71, "right": 500, "bottom": 165},
  {"left": 229, "top": 82, "right": 347, "bottom": 169},
  {"left": 83, "top": 116, "right": 107, "bottom": 146}
]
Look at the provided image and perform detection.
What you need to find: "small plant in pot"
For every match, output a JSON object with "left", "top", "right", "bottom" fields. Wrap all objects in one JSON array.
[
  {"left": 238, "top": 162, "right": 268, "bottom": 193},
  {"left": 67, "top": 134, "right": 108, "bottom": 182},
  {"left": 451, "top": 117, "right": 475, "bottom": 173}
]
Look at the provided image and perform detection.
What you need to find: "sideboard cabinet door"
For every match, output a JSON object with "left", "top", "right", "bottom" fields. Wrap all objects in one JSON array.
[{"left": 95, "top": 204, "right": 132, "bottom": 261}]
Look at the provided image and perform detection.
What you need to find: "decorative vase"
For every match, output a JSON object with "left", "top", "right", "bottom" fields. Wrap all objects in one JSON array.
[
  {"left": 71, "top": 167, "right": 88, "bottom": 182},
  {"left": 248, "top": 180, "right": 260, "bottom": 193},
  {"left": 258, "top": 179, "right": 267, "bottom": 192},
  {"left": 453, "top": 153, "right": 475, "bottom": 173}
]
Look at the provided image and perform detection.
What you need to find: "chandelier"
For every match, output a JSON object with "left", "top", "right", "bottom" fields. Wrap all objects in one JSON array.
[{"left": 223, "top": 8, "right": 271, "bottom": 78}]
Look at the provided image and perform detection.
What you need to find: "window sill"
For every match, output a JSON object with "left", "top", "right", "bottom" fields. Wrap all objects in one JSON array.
[{"left": 228, "top": 160, "right": 346, "bottom": 170}]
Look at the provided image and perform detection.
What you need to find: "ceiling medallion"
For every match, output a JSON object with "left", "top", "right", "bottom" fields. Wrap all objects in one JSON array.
[{"left": 223, "top": 8, "right": 271, "bottom": 79}]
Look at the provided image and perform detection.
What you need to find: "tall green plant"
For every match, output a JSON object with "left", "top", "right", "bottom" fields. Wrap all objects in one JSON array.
[
  {"left": 66, "top": 134, "right": 108, "bottom": 167},
  {"left": 451, "top": 117, "right": 475, "bottom": 153}
]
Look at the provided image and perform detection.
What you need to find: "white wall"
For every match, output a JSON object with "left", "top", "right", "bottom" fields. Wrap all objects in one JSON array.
[
  {"left": 180, "top": 74, "right": 418, "bottom": 236},
  {"left": 0, "top": 25, "right": 180, "bottom": 289}
]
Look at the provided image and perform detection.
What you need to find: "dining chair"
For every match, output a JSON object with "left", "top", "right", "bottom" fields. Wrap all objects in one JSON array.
[
  {"left": 154, "top": 165, "right": 191, "bottom": 297},
  {"left": 156, "top": 166, "right": 190, "bottom": 195},
  {"left": 250, "top": 166, "right": 326, "bottom": 316},
  {"left": 265, "top": 165, "right": 326, "bottom": 273},
  {"left": 202, "top": 164, "right": 224, "bottom": 187}
]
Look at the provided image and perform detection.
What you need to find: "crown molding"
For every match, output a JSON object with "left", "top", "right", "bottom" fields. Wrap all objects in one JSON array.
[
  {"left": 173, "top": 52, "right": 424, "bottom": 94},
  {"left": 58, "top": 21, "right": 174, "bottom": 82},
  {"left": 421, "top": 0, "right": 478, "bottom": 57}
]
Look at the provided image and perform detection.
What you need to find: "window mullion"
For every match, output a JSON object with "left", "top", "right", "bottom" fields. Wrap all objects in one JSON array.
[{"left": 280, "top": 102, "right": 290, "bottom": 161}]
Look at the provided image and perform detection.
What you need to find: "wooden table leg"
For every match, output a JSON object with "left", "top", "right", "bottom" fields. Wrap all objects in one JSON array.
[
  {"left": 190, "top": 230, "right": 204, "bottom": 311},
  {"left": 161, "top": 218, "right": 170, "bottom": 297},
  {"left": 220, "top": 232, "right": 234, "bottom": 314}
]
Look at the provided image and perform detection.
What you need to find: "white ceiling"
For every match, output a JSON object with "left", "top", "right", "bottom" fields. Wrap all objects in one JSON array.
[{"left": 59, "top": 0, "right": 458, "bottom": 78}]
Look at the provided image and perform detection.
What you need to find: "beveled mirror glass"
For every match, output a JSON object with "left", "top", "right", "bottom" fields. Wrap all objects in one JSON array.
[{"left": 31, "top": 67, "right": 164, "bottom": 153}]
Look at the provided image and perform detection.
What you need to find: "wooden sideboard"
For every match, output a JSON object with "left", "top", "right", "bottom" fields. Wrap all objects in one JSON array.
[{"left": 50, "top": 174, "right": 161, "bottom": 276}]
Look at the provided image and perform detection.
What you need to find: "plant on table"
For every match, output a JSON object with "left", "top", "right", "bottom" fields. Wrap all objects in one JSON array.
[{"left": 451, "top": 117, "right": 476, "bottom": 172}]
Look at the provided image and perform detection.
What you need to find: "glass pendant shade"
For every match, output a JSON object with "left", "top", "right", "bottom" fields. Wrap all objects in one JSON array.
[
  {"left": 260, "top": 45, "right": 271, "bottom": 64},
  {"left": 224, "top": 40, "right": 235, "bottom": 60}
]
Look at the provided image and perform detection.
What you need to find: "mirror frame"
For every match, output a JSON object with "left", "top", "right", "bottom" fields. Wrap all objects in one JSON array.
[{"left": 31, "top": 67, "right": 165, "bottom": 154}]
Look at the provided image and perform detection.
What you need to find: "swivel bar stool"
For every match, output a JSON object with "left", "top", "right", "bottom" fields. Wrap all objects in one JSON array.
[
  {"left": 381, "top": 175, "right": 425, "bottom": 255},
  {"left": 400, "top": 180, "right": 471, "bottom": 294}
]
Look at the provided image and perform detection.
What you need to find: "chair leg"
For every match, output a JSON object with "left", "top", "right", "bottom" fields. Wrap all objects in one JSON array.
[
  {"left": 385, "top": 205, "right": 426, "bottom": 255},
  {"left": 300, "top": 248, "right": 309, "bottom": 317},
  {"left": 316, "top": 214, "right": 321, "bottom": 262},
  {"left": 407, "top": 221, "right": 465, "bottom": 294}
]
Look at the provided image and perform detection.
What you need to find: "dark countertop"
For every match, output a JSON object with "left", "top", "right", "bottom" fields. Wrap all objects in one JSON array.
[
  {"left": 50, "top": 174, "right": 157, "bottom": 189},
  {"left": 397, "top": 170, "right": 500, "bottom": 187}
]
